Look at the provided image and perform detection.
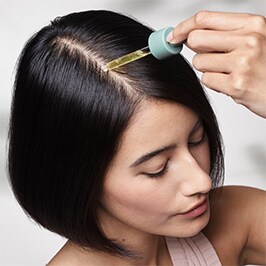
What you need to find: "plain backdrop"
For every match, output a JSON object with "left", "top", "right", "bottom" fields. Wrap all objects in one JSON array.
[{"left": 1, "top": 0, "right": 265, "bottom": 265}]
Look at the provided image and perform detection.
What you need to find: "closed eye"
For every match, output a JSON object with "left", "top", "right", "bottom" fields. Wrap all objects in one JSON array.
[
  {"left": 142, "top": 160, "right": 169, "bottom": 178},
  {"left": 188, "top": 130, "right": 207, "bottom": 148}
]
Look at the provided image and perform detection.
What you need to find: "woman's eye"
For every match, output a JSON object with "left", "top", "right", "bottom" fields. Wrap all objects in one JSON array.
[
  {"left": 188, "top": 131, "right": 207, "bottom": 148},
  {"left": 142, "top": 160, "right": 169, "bottom": 179}
]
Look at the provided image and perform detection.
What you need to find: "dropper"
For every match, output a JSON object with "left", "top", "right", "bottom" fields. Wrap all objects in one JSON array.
[{"left": 104, "top": 27, "right": 183, "bottom": 72}]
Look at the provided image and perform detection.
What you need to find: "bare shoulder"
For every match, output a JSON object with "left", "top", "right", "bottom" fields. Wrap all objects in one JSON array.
[
  {"left": 47, "top": 240, "right": 109, "bottom": 266},
  {"left": 46, "top": 245, "right": 71, "bottom": 266},
  {"left": 47, "top": 241, "right": 83, "bottom": 266},
  {"left": 203, "top": 185, "right": 266, "bottom": 265}
]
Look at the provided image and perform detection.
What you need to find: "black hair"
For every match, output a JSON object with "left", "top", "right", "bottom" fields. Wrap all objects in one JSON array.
[{"left": 8, "top": 10, "right": 224, "bottom": 257}]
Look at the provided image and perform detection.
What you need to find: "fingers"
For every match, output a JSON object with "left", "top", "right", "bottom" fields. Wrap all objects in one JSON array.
[
  {"left": 193, "top": 53, "right": 232, "bottom": 73},
  {"left": 202, "top": 72, "right": 266, "bottom": 119},
  {"left": 201, "top": 72, "right": 232, "bottom": 97},
  {"left": 168, "top": 11, "right": 252, "bottom": 44},
  {"left": 202, "top": 72, "right": 248, "bottom": 101},
  {"left": 186, "top": 30, "right": 240, "bottom": 53},
  {"left": 171, "top": 11, "right": 266, "bottom": 118}
]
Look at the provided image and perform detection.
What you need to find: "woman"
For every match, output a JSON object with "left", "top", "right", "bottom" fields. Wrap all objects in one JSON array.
[{"left": 8, "top": 10, "right": 265, "bottom": 265}]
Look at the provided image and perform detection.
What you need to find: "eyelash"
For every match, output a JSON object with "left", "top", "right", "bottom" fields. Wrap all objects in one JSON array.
[
  {"left": 188, "top": 130, "right": 207, "bottom": 148},
  {"left": 143, "top": 160, "right": 169, "bottom": 179},
  {"left": 143, "top": 131, "right": 207, "bottom": 179}
]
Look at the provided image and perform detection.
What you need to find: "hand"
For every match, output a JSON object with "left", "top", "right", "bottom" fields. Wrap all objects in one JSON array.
[{"left": 167, "top": 11, "right": 266, "bottom": 118}]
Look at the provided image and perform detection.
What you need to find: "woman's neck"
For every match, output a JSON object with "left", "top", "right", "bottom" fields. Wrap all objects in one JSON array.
[
  {"left": 95, "top": 206, "right": 172, "bottom": 265},
  {"left": 48, "top": 234, "right": 172, "bottom": 266},
  {"left": 48, "top": 206, "right": 173, "bottom": 265}
]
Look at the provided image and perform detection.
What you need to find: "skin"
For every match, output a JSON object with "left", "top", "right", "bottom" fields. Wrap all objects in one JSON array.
[
  {"left": 48, "top": 100, "right": 266, "bottom": 265},
  {"left": 167, "top": 11, "right": 266, "bottom": 118},
  {"left": 203, "top": 186, "right": 266, "bottom": 265}
]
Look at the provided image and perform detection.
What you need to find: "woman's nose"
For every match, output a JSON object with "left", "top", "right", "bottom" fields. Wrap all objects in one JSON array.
[{"left": 179, "top": 153, "right": 212, "bottom": 196}]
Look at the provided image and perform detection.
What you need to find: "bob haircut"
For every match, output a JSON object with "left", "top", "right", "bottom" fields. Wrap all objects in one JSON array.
[{"left": 8, "top": 10, "right": 224, "bottom": 257}]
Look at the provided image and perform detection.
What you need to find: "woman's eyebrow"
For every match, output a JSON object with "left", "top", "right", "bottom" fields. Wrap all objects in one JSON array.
[
  {"left": 129, "top": 144, "right": 176, "bottom": 168},
  {"left": 129, "top": 117, "right": 201, "bottom": 169}
]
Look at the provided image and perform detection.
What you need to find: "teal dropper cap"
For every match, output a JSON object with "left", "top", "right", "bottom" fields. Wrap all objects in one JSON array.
[
  {"left": 104, "top": 26, "right": 183, "bottom": 71},
  {"left": 148, "top": 27, "right": 183, "bottom": 60}
]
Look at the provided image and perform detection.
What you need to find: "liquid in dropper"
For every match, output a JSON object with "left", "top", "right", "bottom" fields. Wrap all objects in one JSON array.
[{"left": 104, "top": 46, "right": 151, "bottom": 72}]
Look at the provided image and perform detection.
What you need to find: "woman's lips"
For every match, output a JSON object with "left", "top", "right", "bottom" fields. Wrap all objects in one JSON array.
[{"left": 174, "top": 198, "right": 208, "bottom": 219}]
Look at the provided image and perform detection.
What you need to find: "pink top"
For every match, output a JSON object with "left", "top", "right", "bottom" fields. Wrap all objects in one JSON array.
[{"left": 166, "top": 232, "right": 222, "bottom": 266}]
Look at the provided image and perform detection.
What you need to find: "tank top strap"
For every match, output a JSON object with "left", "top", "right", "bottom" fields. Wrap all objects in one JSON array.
[{"left": 165, "top": 232, "right": 221, "bottom": 266}]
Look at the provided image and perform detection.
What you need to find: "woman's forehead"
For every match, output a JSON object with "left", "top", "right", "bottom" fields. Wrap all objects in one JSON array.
[{"left": 115, "top": 100, "right": 197, "bottom": 158}]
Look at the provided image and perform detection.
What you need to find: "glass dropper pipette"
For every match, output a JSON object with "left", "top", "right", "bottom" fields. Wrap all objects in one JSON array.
[{"left": 104, "top": 27, "right": 183, "bottom": 72}]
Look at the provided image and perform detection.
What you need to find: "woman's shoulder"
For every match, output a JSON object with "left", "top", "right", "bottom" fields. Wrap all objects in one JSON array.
[
  {"left": 46, "top": 241, "right": 87, "bottom": 266},
  {"left": 203, "top": 185, "right": 265, "bottom": 265},
  {"left": 207, "top": 185, "right": 265, "bottom": 224},
  {"left": 209, "top": 185, "right": 265, "bottom": 213}
]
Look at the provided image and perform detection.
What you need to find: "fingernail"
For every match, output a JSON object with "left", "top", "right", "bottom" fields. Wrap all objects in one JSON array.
[{"left": 166, "top": 31, "right": 174, "bottom": 43}]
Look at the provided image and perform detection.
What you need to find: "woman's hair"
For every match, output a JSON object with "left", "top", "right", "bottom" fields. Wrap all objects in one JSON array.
[{"left": 8, "top": 10, "right": 224, "bottom": 257}]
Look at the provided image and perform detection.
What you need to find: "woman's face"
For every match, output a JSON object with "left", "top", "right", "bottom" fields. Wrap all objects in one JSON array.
[{"left": 99, "top": 100, "right": 212, "bottom": 239}]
